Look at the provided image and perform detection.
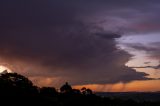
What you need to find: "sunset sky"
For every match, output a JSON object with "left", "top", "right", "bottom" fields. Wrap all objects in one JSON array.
[{"left": 0, "top": 0, "right": 160, "bottom": 92}]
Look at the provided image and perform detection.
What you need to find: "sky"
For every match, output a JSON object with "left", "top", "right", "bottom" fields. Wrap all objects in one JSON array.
[{"left": 0, "top": 0, "right": 160, "bottom": 92}]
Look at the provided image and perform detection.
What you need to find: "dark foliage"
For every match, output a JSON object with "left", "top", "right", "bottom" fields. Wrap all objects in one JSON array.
[{"left": 0, "top": 73, "right": 159, "bottom": 106}]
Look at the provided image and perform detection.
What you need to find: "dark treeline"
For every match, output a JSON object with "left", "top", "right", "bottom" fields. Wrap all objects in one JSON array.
[{"left": 0, "top": 73, "right": 160, "bottom": 106}]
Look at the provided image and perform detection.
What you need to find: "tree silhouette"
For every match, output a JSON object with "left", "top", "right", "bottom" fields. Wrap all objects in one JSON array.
[
  {"left": 60, "top": 82, "right": 72, "bottom": 93},
  {"left": 72, "top": 89, "right": 81, "bottom": 94},
  {"left": 81, "top": 87, "right": 93, "bottom": 95},
  {"left": 40, "top": 87, "right": 58, "bottom": 97},
  {"left": 0, "top": 73, "right": 38, "bottom": 95},
  {"left": 0, "top": 73, "right": 39, "bottom": 106},
  {"left": 81, "top": 87, "right": 87, "bottom": 95}
]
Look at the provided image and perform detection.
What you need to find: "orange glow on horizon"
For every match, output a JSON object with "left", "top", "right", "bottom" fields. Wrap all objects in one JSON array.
[{"left": 73, "top": 80, "right": 160, "bottom": 92}]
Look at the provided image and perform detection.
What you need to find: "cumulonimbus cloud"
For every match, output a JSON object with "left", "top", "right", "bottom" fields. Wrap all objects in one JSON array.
[{"left": 0, "top": 0, "right": 156, "bottom": 86}]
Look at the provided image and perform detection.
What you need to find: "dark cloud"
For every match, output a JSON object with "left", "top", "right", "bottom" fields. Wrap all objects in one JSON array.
[
  {"left": 0, "top": 0, "right": 156, "bottom": 86},
  {"left": 144, "top": 62, "right": 151, "bottom": 64},
  {"left": 130, "top": 64, "right": 160, "bottom": 70}
]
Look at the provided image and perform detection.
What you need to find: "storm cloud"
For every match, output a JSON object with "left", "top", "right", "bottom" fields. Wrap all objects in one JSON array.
[{"left": 0, "top": 0, "right": 158, "bottom": 86}]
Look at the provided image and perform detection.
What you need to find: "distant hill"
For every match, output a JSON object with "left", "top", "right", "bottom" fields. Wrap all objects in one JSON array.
[{"left": 96, "top": 92, "right": 160, "bottom": 102}]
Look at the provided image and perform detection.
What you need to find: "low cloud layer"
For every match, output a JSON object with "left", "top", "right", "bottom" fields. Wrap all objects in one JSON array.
[{"left": 0, "top": 0, "right": 158, "bottom": 86}]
